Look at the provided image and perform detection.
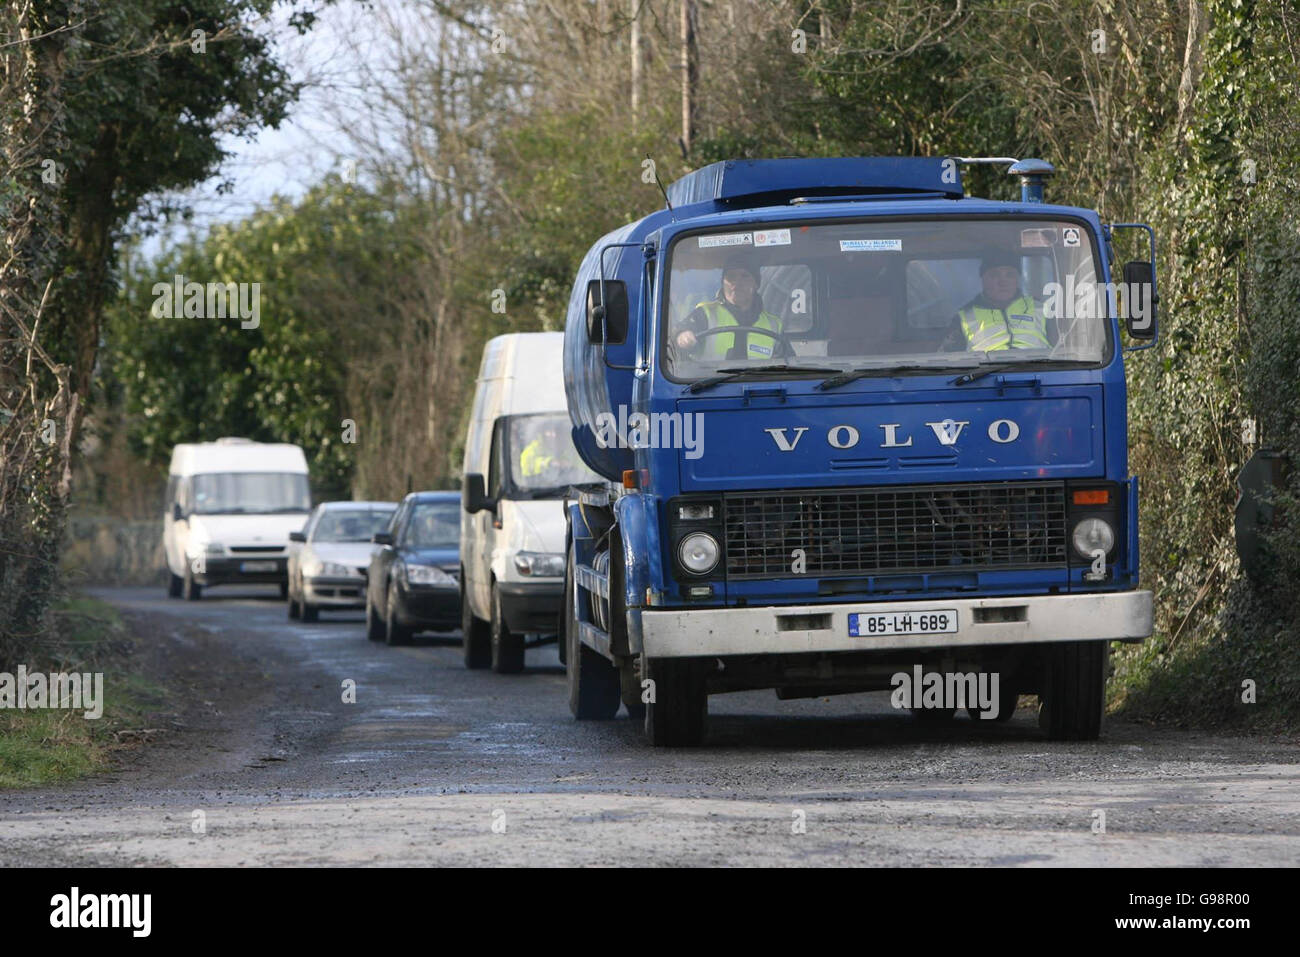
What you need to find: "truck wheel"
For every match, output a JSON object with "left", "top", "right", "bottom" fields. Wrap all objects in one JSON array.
[
  {"left": 167, "top": 571, "right": 183, "bottom": 598},
  {"left": 490, "top": 584, "right": 525, "bottom": 674},
  {"left": 565, "top": 548, "right": 620, "bottom": 719},
  {"left": 183, "top": 565, "right": 202, "bottom": 601},
  {"left": 643, "top": 657, "right": 707, "bottom": 747},
  {"left": 461, "top": 576, "right": 491, "bottom": 669},
  {"left": 1038, "top": 640, "right": 1108, "bottom": 741},
  {"left": 384, "top": 581, "right": 411, "bottom": 646},
  {"left": 365, "top": 594, "right": 385, "bottom": 641},
  {"left": 620, "top": 659, "right": 646, "bottom": 720}
]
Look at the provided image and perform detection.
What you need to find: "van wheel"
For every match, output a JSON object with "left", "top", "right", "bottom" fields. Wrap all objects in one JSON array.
[
  {"left": 167, "top": 572, "right": 183, "bottom": 598},
  {"left": 365, "top": 594, "right": 385, "bottom": 641},
  {"left": 1039, "top": 641, "right": 1108, "bottom": 741},
  {"left": 461, "top": 578, "right": 491, "bottom": 669},
  {"left": 301, "top": 599, "right": 319, "bottom": 623},
  {"left": 643, "top": 657, "right": 707, "bottom": 746},
  {"left": 183, "top": 566, "right": 202, "bottom": 601},
  {"left": 565, "top": 548, "right": 620, "bottom": 719},
  {"left": 287, "top": 588, "right": 300, "bottom": 619},
  {"left": 490, "top": 584, "right": 525, "bottom": 674},
  {"left": 384, "top": 580, "right": 411, "bottom": 646}
]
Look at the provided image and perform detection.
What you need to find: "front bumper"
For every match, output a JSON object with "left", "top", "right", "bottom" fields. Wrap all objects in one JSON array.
[
  {"left": 304, "top": 576, "right": 367, "bottom": 607},
  {"left": 395, "top": 583, "right": 460, "bottom": 630},
  {"left": 194, "top": 556, "right": 287, "bottom": 586},
  {"left": 640, "top": 590, "right": 1153, "bottom": 658},
  {"left": 496, "top": 580, "right": 563, "bottom": 634}
]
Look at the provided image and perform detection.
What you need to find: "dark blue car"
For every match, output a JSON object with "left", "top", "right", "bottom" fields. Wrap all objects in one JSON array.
[{"left": 365, "top": 491, "right": 462, "bottom": 645}]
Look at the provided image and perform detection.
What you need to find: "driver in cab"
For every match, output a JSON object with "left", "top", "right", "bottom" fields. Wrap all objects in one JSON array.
[{"left": 671, "top": 254, "right": 784, "bottom": 362}]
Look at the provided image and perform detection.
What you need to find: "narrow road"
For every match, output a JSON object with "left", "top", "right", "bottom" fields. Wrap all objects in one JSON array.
[{"left": 1, "top": 586, "right": 1297, "bottom": 865}]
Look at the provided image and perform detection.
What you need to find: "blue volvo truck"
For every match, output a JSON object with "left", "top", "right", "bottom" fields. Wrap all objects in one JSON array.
[{"left": 558, "top": 156, "right": 1157, "bottom": 746}]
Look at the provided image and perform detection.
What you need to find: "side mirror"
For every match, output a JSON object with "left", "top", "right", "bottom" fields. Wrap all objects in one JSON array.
[
  {"left": 463, "top": 472, "right": 495, "bottom": 514},
  {"left": 172, "top": 502, "right": 184, "bottom": 522},
  {"left": 371, "top": 531, "right": 393, "bottom": 546},
  {"left": 586, "top": 279, "right": 628, "bottom": 345},
  {"left": 1121, "top": 260, "right": 1157, "bottom": 339},
  {"left": 288, "top": 530, "right": 306, "bottom": 543}
]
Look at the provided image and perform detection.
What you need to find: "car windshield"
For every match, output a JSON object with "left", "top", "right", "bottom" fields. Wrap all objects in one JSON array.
[
  {"left": 313, "top": 508, "right": 395, "bottom": 543},
  {"left": 509, "top": 413, "right": 601, "bottom": 493},
  {"left": 192, "top": 472, "right": 310, "bottom": 514},
  {"left": 663, "top": 217, "right": 1109, "bottom": 381},
  {"left": 405, "top": 503, "right": 461, "bottom": 548}
]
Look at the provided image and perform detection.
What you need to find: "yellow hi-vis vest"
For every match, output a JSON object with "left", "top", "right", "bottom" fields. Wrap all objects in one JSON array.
[
  {"left": 519, "top": 438, "right": 552, "bottom": 477},
  {"left": 694, "top": 301, "right": 783, "bottom": 360},
  {"left": 958, "top": 296, "right": 1050, "bottom": 351}
]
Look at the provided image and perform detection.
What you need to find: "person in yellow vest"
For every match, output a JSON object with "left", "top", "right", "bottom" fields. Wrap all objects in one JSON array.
[
  {"left": 942, "top": 251, "right": 1054, "bottom": 352},
  {"left": 518, "top": 424, "right": 558, "bottom": 479},
  {"left": 672, "top": 255, "right": 784, "bottom": 361}
]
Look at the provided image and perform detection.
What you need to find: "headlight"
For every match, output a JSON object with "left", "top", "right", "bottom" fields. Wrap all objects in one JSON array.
[
  {"left": 678, "top": 532, "right": 720, "bottom": 575},
  {"left": 402, "top": 563, "right": 455, "bottom": 585},
  {"left": 1072, "top": 518, "right": 1115, "bottom": 559},
  {"left": 513, "top": 552, "right": 566, "bottom": 577},
  {"left": 204, "top": 542, "right": 225, "bottom": 556},
  {"left": 317, "top": 561, "right": 359, "bottom": 578}
]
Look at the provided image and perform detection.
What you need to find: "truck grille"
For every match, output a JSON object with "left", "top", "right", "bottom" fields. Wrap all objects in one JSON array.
[{"left": 723, "top": 481, "right": 1067, "bottom": 579}]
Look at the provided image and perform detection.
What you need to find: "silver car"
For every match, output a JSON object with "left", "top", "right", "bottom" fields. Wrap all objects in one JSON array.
[{"left": 287, "top": 501, "right": 397, "bottom": 622}]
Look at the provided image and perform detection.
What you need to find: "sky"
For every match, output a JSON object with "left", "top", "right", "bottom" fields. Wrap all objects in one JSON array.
[{"left": 139, "top": 0, "right": 400, "bottom": 257}]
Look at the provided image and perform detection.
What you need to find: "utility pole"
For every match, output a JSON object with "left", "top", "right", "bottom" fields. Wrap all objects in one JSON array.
[{"left": 680, "top": 0, "right": 697, "bottom": 158}]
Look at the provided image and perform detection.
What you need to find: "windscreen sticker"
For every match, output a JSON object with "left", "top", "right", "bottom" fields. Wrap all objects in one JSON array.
[
  {"left": 753, "top": 228, "right": 791, "bottom": 247},
  {"left": 1062, "top": 226, "right": 1081, "bottom": 248},
  {"left": 698, "top": 232, "right": 753, "bottom": 248},
  {"left": 1020, "top": 228, "right": 1055, "bottom": 247},
  {"left": 840, "top": 238, "right": 902, "bottom": 252}
]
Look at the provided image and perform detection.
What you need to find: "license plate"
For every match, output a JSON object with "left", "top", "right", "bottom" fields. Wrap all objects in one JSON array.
[
  {"left": 240, "top": 561, "right": 277, "bottom": 573},
  {"left": 848, "top": 608, "right": 958, "bottom": 637}
]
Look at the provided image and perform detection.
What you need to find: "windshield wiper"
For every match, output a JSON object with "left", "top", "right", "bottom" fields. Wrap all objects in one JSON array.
[
  {"left": 687, "top": 364, "right": 841, "bottom": 394},
  {"left": 950, "top": 355, "right": 1088, "bottom": 386},
  {"left": 818, "top": 361, "right": 977, "bottom": 391}
]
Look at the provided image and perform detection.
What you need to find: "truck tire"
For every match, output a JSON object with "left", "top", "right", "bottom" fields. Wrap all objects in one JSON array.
[
  {"left": 1038, "top": 640, "right": 1108, "bottom": 741},
  {"left": 565, "top": 547, "right": 620, "bottom": 719},
  {"left": 643, "top": 657, "right": 707, "bottom": 747},
  {"left": 167, "top": 571, "right": 183, "bottom": 598},
  {"left": 365, "top": 594, "right": 385, "bottom": 641},
  {"left": 620, "top": 659, "right": 646, "bottom": 720},
  {"left": 490, "top": 584, "right": 526, "bottom": 674},
  {"left": 183, "top": 565, "right": 202, "bottom": 601},
  {"left": 461, "top": 578, "right": 491, "bottom": 669}
]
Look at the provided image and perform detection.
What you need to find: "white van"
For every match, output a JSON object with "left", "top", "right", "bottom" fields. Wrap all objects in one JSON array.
[
  {"left": 163, "top": 438, "right": 311, "bottom": 600},
  {"left": 461, "top": 332, "right": 601, "bottom": 673}
]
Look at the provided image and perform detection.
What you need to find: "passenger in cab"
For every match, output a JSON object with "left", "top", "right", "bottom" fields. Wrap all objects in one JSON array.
[{"left": 672, "top": 254, "right": 785, "bottom": 361}]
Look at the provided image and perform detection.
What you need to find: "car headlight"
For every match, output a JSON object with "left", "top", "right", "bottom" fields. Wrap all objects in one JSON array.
[
  {"left": 402, "top": 563, "right": 455, "bottom": 585},
  {"left": 1072, "top": 518, "right": 1115, "bottom": 559},
  {"left": 513, "top": 552, "right": 566, "bottom": 577},
  {"left": 678, "top": 532, "right": 720, "bottom": 575},
  {"left": 316, "top": 561, "right": 359, "bottom": 578}
]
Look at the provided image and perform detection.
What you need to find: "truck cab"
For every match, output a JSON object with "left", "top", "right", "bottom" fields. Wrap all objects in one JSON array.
[{"left": 561, "top": 157, "right": 1156, "bottom": 746}]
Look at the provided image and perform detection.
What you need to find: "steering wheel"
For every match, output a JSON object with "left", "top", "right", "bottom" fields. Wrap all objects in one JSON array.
[{"left": 692, "top": 324, "right": 795, "bottom": 361}]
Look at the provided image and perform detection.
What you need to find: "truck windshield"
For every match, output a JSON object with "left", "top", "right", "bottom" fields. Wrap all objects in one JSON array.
[
  {"left": 663, "top": 217, "right": 1109, "bottom": 381},
  {"left": 192, "top": 472, "right": 311, "bottom": 515},
  {"left": 509, "top": 413, "right": 601, "bottom": 495}
]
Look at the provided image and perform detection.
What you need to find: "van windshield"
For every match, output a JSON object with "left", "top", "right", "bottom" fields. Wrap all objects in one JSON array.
[
  {"left": 508, "top": 413, "right": 600, "bottom": 495},
  {"left": 663, "top": 217, "right": 1110, "bottom": 381},
  {"left": 192, "top": 472, "right": 310, "bottom": 515}
]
